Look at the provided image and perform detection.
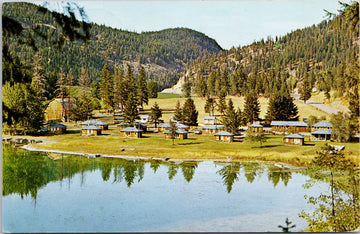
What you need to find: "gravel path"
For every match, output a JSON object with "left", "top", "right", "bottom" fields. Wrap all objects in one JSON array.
[{"left": 291, "top": 93, "right": 346, "bottom": 115}]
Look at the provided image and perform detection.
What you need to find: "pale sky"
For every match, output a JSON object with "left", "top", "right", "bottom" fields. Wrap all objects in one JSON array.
[{"left": 35, "top": 0, "right": 343, "bottom": 49}]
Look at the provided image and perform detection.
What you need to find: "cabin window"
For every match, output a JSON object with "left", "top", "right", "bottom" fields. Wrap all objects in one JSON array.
[
  {"left": 294, "top": 139, "right": 301, "bottom": 144},
  {"left": 285, "top": 138, "right": 289, "bottom": 142},
  {"left": 125, "top": 132, "right": 130, "bottom": 136}
]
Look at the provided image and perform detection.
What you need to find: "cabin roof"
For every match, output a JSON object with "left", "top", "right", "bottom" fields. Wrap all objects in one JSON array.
[
  {"left": 312, "top": 120, "right": 332, "bottom": 128},
  {"left": 158, "top": 123, "right": 188, "bottom": 128},
  {"left": 204, "top": 116, "right": 216, "bottom": 120},
  {"left": 176, "top": 123, "right": 189, "bottom": 129},
  {"left": 311, "top": 129, "right": 332, "bottom": 135},
  {"left": 80, "top": 120, "right": 108, "bottom": 126},
  {"left": 214, "top": 131, "right": 234, "bottom": 136},
  {"left": 120, "top": 127, "right": 143, "bottom": 132},
  {"left": 164, "top": 129, "right": 188, "bottom": 134},
  {"left": 49, "top": 123, "right": 66, "bottom": 128},
  {"left": 202, "top": 125, "right": 225, "bottom": 130},
  {"left": 140, "top": 115, "right": 149, "bottom": 118},
  {"left": 158, "top": 123, "right": 170, "bottom": 128},
  {"left": 284, "top": 134, "right": 304, "bottom": 139},
  {"left": 249, "top": 123, "right": 263, "bottom": 128},
  {"left": 82, "top": 125, "right": 102, "bottom": 130},
  {"left": 270, "top": 121, "right": 308, "bottom": 127}
]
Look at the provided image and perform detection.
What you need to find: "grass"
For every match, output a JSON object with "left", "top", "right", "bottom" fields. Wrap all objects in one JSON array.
[
  {"left": 27, "top": 126, "right": 359, "bottom": 167},
  {"left": 156, "top": 93, "right": 181, "bottom": 99}
]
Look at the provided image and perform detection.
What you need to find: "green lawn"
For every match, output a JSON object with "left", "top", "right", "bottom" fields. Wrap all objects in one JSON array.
[
  {"left": 156, "top": 93, "right": 181, "bottom": 99},
  {"left": 29, "top": 128, "right": 359, "bottom": 167}
]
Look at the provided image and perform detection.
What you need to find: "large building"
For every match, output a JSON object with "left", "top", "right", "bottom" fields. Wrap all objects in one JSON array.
[{"left": 270, "top": 121, "right": 308, "bottom": 133}]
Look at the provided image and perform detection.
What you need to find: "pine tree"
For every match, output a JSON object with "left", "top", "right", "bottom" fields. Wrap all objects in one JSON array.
[
  {"left": 150, "top": 102, "right": 162, "bottom": 128},
  {"left": 182, "top": 98, "right": 198, "bottom": 126},
  {"left": 298, "top": 77, "right": 312, "bottom": 103},
  {"left": 123, "top": 93, "right": 139, "bottom": 124},
  {"left": 207, "top": 71, "right": 216, "bottom": 96},
  {"left": 196, "top": 76, "right": 207, "bottom": 98},
  {"left": 217, "top": 91, "right": 227, "bottom": 115},
  {"left": 182, "top": 81, "right": 192, "bottom": 98},
  {"left": 113, "top": 65, "right": 124, "bottom": 110},
  {"left": 168, "top": 120, "right": 178, "bottom": 145},
  {"left": 221, "top": 99, "right": 240, "bottom": 133},
  {"left": 70, "top": 92, "right": 94, "bottom": 122},
  {"left": 204, "top": 96, "right": 216, "bottom": 116},
  {"left": 174, "top": 100, "right": 183, "bottom": 123},
  {"left": 266, "top": 91, "right": 298, "bottom": 121},
  {"left": 100, "top": 64, "right": 114, "bottom": 110},
  {"left": 125, "top": 64, "right": 137, "bottom": 101},
  {"left": 244, "top": 91, "right": 260, "bottom": 124},
  {"left": 147, "top": 81, "right": 158, "bottom": 98},
  {"left": 137, "top": 65, "right": 149, "bottom": 108},
  {"left": 78, "top": 67, "right": 90, "bottom": 88}
]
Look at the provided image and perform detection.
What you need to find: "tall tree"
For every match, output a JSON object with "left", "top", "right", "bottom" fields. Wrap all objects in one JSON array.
[
  {"left": 147, "top": 81, "right": 158, "bottom": 98},
  {"left": 217, "top": 91, "right": 227, "bottom": 115},
  {"left": 298, "top": 77, "right": 312, "bottom": 104},
  {"left": 196, "top": 76, "right": 207, "bottom": 98},
  {"left": 78, "top": 67, "right": 90, "bottom": 88},
  {"left": 266, "top": 91, "right": 298, "bottom": 121},
  {"left": 221, "top": 99, "right": 240, "bottom": 134},
  {"left": 100, "top": 64, "right": 114, "bottom": 110},
  {"left": 123, "top": 93, "right": 139, "bottom": 124},
  {"left": 137, "top": 65, "right": 149, "bottom": 108},
  {"left": 150, "top": 102, "right": 162, "bottom": 128},
  {"left": 204, "top": 96, "right": 216, "bottom": 116},
  {"left": 70, "top": 92, "right": 94, "bottom": 122},
  {"left": 173, "top": 100, "right": 183, "bottom": 123},
  {"left": 182, "top": 98, "right": 198, "bottom": 126},
  {"left": 182, "top": 81, "right": 192, "bottom": 98},
  {"left": 243, "top": 91, "right": 260, "bottom": 124},
  {"left": 168, "top": 120, "right": 178, "bottom": 145},
  {"left": 113, "top": 65, "right": 125, "bottom": 110}
]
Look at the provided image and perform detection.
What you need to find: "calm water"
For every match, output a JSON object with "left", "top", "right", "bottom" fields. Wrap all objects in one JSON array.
[{"left": 3, "top": 145, "right": 330, "bottom": 232}]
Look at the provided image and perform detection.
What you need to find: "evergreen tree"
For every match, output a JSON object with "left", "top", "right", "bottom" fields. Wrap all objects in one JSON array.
[
  {"left": 150, "top": 102, "right": 162, "bottom": 128},
  {"left": 32, "top": 53, "right": 47, "bottom": 96},
  {"left": 207, "top": 71, "right": 216, "bottom": 96},
  {"left": 137, "top": 65, "right": 149, "bottom": 108},
  {"left": 196, "top": 76, "right": 207, "bottom": 98},
  {"left": 113, "top": 65, "right": 125, "bottom": 110},
  {"left": 182, "top": 98, "right": 198, "bottom": 126},
  {"left": 266, "top": 91, "right": 298, "bottom": 121},
  {"left": 244, "top": 91, "right": 260, "bottom": 124},
  {"left": 125, "top": 64, "right": 137, "bottom": 101},
  {"left": 174, "top": 100, "right": 183, "bottom": 123},
  {"left": 123, "top": 94, "right": 139, "bottom": 124},
  {"left": 100, "top": 64, "right": 115, "bottom": 110},
  {"left": 217, "top": 91, "right": 227, "bottom": 115},
  {"left": 78, "top": 67, "right": 90, "bottom": 88},
  {"left": 90, "top": 81, "right": 101, "bottom": 99},
  {"left": 204, "top": 96, "right": 216, "bottom": 116},
  {"left": 221, "top": 99, "right": 240, "bottom": 133},
  {"left": 168, "top": 120, "right": 178, "bottom": 145},
  {"left": 70, "top": 92, "right": 94, "bottom": 122},
  {"left": 182, "top": 81, "right": 192, "bottom": 98},
  {"left": 147, "top": 81, "right": 158, "bottom": 98},
  {"left": 298, "top": 77, "right": 312, "bottom": 103}
]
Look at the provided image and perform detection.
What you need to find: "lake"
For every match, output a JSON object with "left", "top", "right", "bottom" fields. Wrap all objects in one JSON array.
[{"left": 3, "top": 145, "right": 329, "bottom": 232}]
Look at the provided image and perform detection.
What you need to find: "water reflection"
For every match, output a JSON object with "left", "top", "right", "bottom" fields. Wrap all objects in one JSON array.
[{"left": 3, "top": 145, "right": 300, "bottom": 200}]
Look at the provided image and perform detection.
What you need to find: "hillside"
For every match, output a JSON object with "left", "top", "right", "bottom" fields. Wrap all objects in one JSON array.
[
  {"left": 2, "top": 2, "right": 223, "bottom": 89},
  {"left": 177, "top": 3, "right": 358, "bottom": 105}
]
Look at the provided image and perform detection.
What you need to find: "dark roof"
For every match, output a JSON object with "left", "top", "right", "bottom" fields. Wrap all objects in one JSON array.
[
  {"left": 120, "top": 127, "right": 143, "bottom": 132},
  {"left": 311, "top": 129, "right": 332, "bottom": 135},
  {"left": 82, "top": 125, "right": 102, "bottom": 130},
  {"left": 214, "top": 131, "right": 234, "bottom": 136},
  {"left": 284, "top": 134, "right": 304, "bottom": 139},
  {"left": 271, "top": 121, "right": 308, "bottom": 127},
  {"left": 202, "top": 125, "right": 225, "bottom": 130},
  {"left": 49, "top": 123, "right": 66, "bottom": 128},
  {"left": 312, "top": 120, "right": 332, "bottom": 128}
]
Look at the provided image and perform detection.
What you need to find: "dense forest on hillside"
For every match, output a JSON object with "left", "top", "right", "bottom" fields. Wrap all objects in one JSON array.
[
  {"left": 184, "top": 2, "right": 358, "bottom": 105},
  {"left": 2, "top": 2, "right": 222, "bottom": 89}
]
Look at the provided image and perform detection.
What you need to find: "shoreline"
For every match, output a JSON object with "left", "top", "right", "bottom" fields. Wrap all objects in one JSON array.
[{"left": 19, "top": 144, "right": 305, "bottom": 170}]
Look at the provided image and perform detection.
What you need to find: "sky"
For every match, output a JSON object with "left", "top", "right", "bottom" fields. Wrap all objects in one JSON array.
[{"left": 35, "top": 0, "right": 343, "bottom": 49}]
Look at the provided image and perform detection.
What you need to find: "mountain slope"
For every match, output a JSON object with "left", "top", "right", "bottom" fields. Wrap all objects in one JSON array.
[{"left": 2, "top": 2, "right": 223, "bottom": 89}]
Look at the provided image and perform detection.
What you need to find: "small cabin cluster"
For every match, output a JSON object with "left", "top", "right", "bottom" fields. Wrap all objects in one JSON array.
[
  {"left": 202, "top": 125, "right": 225, "bottom": 135},
  {"left": 80, "top": 120, "right": 109, "bottom": 130},
  {"left": 248, "top": 123, "right": 264, "bottom": 133},
  {"left": 310, "top": 121, "right": 333, "bottom": 141},
  {"left": 164, "top": 129, "right": 188, "bottom": 140},
  {"left": 158, "top": 123, "right": 189, "bottom": 133},
  {"left": 81, "top": 125, "right": 102, "bottom": 136},
  {"left": 204, "top": 116, "right": 217, "bottom": 125},
  {"left": 214, "top": 131, "right": 234, "bottom": 142},
  {"left": 271, "top": 121, "right": 309, "bottom": 133},
  {"left": 120, "top": 127, "right": 143, "bottom": 138}
]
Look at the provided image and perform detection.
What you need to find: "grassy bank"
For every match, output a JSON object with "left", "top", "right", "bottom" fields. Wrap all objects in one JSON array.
[{"left": 23, "top": 128, "right": 359, "bottom": 167}]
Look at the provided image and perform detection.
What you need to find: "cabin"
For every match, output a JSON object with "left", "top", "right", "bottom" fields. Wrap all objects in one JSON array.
[
  {"left": 79, "top": 120, "right": 109, "bottom": 130},
  {"left": 47, "top": 123, "right": 67, "bottom": 134},
  {"left": 202, "top": 125, "right": 225, "bottom": 135},
  {"left": 311, "top": 120, "right": 332, "bottom": 131},
  {"left": 140, "top": 115, "right": 152, "bottom": 124},
  {"left": 120, "top": 127, "right": 143, "bottom": 138},
  {"left": 117, "top": 123, "right": 131, "bottom": 131},
  {"left": 204, "top": 116, "right": 217, "bottom": 125},
  {"left": 248, "top": 123, "right": 263, "bottom": 133},
  {"left": 133, "top": 122, "right": 147, "bottom": 132},
  {"left": 158, "top": 123, "right": 189, "bottom": 132},
  {"left": 81, "top": 126, "right": 102, "bottom": 136},
  {"left": 283, "top": 134, "right": 304, "bottom": 145},
  {"left": 214, "top": 131, "right": 234, "bottom": 142},
  {"left": 164, "top": 129, "right": 188, "bottom": 140},
  {"left": 270, "top": 121, "right": 308, "bottom": 133},
  {"left": 311, "top": 129, "right": 332, "bottom": 141},
  {"left": 45, "top": 98, "right": 73, "bottom": 122}
]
